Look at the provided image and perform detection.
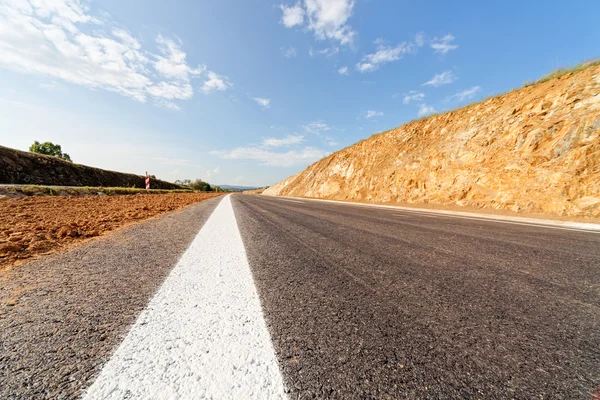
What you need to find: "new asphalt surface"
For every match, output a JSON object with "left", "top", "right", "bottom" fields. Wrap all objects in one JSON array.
[
  {"left": 233, "top": 195, "right": 600, "bottom": 399},
  {"left": 1, "top": 193, "right": 599, "bottom": 399}
]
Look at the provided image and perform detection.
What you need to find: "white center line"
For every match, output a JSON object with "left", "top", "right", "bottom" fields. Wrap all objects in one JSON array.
[{"left": 85, "top": 195, "right": 287, "bottom": 400}]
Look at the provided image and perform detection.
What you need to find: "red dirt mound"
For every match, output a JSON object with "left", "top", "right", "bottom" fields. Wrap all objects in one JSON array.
[{"left": 0, "top": 193, "right": 223, "bottom": 270}]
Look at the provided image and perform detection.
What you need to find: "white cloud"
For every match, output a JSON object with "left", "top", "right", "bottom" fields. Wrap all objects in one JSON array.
[
  {"left": 0, "top": 0, "right": 230, "bottom": 107},
  {"left": 418, "top": 104, "right": 436, "bottom": 117},
  {"left": 317, "top": 46, "right": 339, "bottom": 56},
  {"left": 431, "top": 33, "right": 458, "bottom": 54},
  {"left": 403, "top": 90, "right": 425, "bottom": 104},
  {"left": 39, "top": 81, "right": 64, "bottom": 91},
  {"left": 303, "top": 121, "right": 331, "bottom": 134},
  {"left": 203, "top": 166, "right": 220, "bottom": 181},
  {"left": 153, "top": 157, "right": 198, "bottom": 167},
  {"left": 423, "top": 71, "right": 456, "bottom": 87},
  {"left": 365, "top": 110, "right": 383, "bottom": 119},
  {"left": 447, "top": 86, "right": 481, "bottom": 102},
  {"left": 147, "top": 81, "right": 194, "bottom": 100},
  {"left": 157, "top": 99, "right": 182, "bottom": 112},
  {"left": 281, "top": 46, "right": 297, "bottom": 58},
  {"left": 338, "top": 66, "right": 348, "bottom": 75},
  {"left": 356, "top": 34, "right": 423, "bottom": 73},
  {"left": 211, "top": 146, "right": 329, "bottom": 167},
  {"left": 253, "top": 97, "right": 271, "bottom": 108},
  {"left": 280, "top": 3, "right": 305, "bottom": 27},
  {"left": 262, "top": 134, "right": 304, "bottom": 147},
  {"left": 325, "top": 136, "right": 338, "bottom": 146},
  {"left": 202, "top": 72, "right": 232, "bottom": 94},
  {"left": 280, "top": 0, "right": 356, "bottom": 46},
  {"left": 154, "top": 35, "right": 205, "bottom": 81},
  {"left": 414, "top": 32, "right": 425, "bottom": 47}
]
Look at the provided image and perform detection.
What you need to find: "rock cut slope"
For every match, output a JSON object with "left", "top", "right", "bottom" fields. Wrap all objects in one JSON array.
[{"left": 264, "top": 64, "right": 600, "bottom": 218}]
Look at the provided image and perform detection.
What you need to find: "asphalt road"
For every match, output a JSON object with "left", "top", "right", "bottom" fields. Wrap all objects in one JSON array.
[
  {"left": 232, "top": 195, "right": 600, "bottom": 399},
  {"left": 1, "top": 193, "right": 599, "bottom": 399}
]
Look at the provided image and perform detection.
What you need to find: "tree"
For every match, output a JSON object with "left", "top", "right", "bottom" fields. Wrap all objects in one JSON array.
[
  {"left": 175, "top": 178, "right": 213, "bottom": 191},
  {"left": 189, "top": 179, "right": 212, "bottom": 191},
  {"left": 29, "top": 141, "right": 72, "bottom": 162}
]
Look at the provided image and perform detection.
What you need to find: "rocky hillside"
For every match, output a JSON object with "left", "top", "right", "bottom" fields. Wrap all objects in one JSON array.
[
  {"left": 264, "top": 63, "right": 600, "bottom": 218},
  {"left": 0, "top": 145, "right": 181, "bottom": 190}
]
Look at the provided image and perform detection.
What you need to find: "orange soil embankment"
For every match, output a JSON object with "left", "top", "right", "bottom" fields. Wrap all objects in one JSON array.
[
  {"left": 265, "top": 64, "right": 600, "bottom": 219},
  {"left": 0, "top": 193, "right": 223, "bottom": 270}
]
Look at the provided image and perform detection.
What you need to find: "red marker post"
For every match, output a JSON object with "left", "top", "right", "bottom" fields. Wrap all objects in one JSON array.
[{"left": 145, "top": 172, "right": 150, "bottom": 190}]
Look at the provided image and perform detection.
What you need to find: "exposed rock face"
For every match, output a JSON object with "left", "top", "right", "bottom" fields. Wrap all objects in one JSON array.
[{"left": 264, "top": 65, "right": 600, "bottom": 218}]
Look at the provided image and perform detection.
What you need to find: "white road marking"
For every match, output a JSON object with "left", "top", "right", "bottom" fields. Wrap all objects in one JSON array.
[
  {"left": 85, "top": 195, "right": 287, "bottom": 400},
  {"left": 277, "top": 198, "right": 305, "bottom": 204},
  {"left": 392, "top": 212, "right": 437, "bottom": 218},
  {"left": 266, "top": 196, "right": 600, "bottom": 233},
  {"left": 391, "top": 208, "right": 599, "bottom": 233}
]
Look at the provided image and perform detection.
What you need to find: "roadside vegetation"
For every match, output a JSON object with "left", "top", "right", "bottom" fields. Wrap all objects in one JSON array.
[
  {"left": 174, "top": 179, "right": 234, "bottom": 192},
  {"left": 29, "top": 141, "right": 72, "bottom": 162},
  {"left": 523, "top": 58, "right": 600, "bottom": 87}
]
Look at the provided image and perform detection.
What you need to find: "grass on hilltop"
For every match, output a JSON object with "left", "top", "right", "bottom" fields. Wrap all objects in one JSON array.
[{"left": 523, "top": 58, "right": 600, "bottom": 87}]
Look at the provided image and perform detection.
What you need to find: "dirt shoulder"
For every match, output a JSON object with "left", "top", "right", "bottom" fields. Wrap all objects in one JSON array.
[{"left": 0, "top": 192, "right": 223, "bottom": 270}]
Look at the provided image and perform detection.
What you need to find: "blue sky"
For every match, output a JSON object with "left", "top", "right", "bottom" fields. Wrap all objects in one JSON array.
[{"left": 1, "top": 0, "right": 599, "bottom": 187}]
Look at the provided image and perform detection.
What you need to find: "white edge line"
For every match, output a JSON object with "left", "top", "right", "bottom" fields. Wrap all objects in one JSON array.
[
  {"left": 276, "top": 198, "right": 305, "bottom": 204},
  {"left": 261, "top": 195, "right": 600, "bottom": 233}
]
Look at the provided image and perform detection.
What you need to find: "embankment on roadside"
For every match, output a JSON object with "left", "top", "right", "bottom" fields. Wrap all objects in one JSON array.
[
  {"left": 264, "top": 62, "right": 600, "bottom": 219},
  {"left": 0, "top": 145, "right": 180, "bottom": 189}
]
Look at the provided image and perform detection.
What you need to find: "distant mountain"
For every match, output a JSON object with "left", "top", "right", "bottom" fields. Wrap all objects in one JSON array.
[{"left": 217, "top": 185, "right": 259, "bottom": 191}]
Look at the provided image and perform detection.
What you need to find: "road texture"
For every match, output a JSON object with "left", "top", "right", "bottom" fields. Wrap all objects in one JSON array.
[
  {"left": 233, "top": 195, "right": 600, "bottom": 399},
  {"left": 0, "top": 196, "right": 222, "bottom": 399},
  {"left": 1, "top": 193, "right": 599, "bottom": 399}
]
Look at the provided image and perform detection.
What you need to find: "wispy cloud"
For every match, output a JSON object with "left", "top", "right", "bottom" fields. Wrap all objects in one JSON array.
[
  {"left": 423, "top": 71, "right": 456, "bottom": 87},
  {"left": 365, "top": 110, "right": 383, "bottom": 119},
  {"left": 403, "top": 91, "right": 425, "bottom": 104},
  {"left": 211, "top": 146, "right": 329, "bottom": 167},
  {"left": 262, "top": 134, "right": 304, "bottom": 147},
  {"left": 303, "top": 121, "right": 331, "bottom": 135},
  {"left": 281, "top": 46, "right": 297, "bottom": 58},
  {"left": 418, "top": 104, "right": 436, "bottom": 117},
  {"left": 253, "top": 97, "right": 271, "bottom": 108},
  {"left": 431, "top": 33, "right": 458, "bottom": 54},
  {"left": 153, "top": 157, "right": 199, "bottom": 167},
  {"left": 338, "top": 66, "right": 349, "bottom": 75},
  {"left": 317, "top": 46, "right": 339, "bottom": 57},
  {"left": 325, "top": 136, "right": 338, "bottom": 146},
  {"left": 203, "top": 166, "right": 220, "bottom": 181},
  {"left": 447, "top": 86, "right": 481, "bottom": 102},
  {"left": 0, "top": 0, "right": 231, "bottom": 107},
  {"left": 39, "top": 81, "right": 65, "bottom": 91},
  {"left": 280, "top": 0, "right": 356, "bottom": 46},
  {"left": 157, "top": 99, "right": 182, "bottom": 112},
  {"left": 356, "top": 34, "right": 423, "bottom": 73}
]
